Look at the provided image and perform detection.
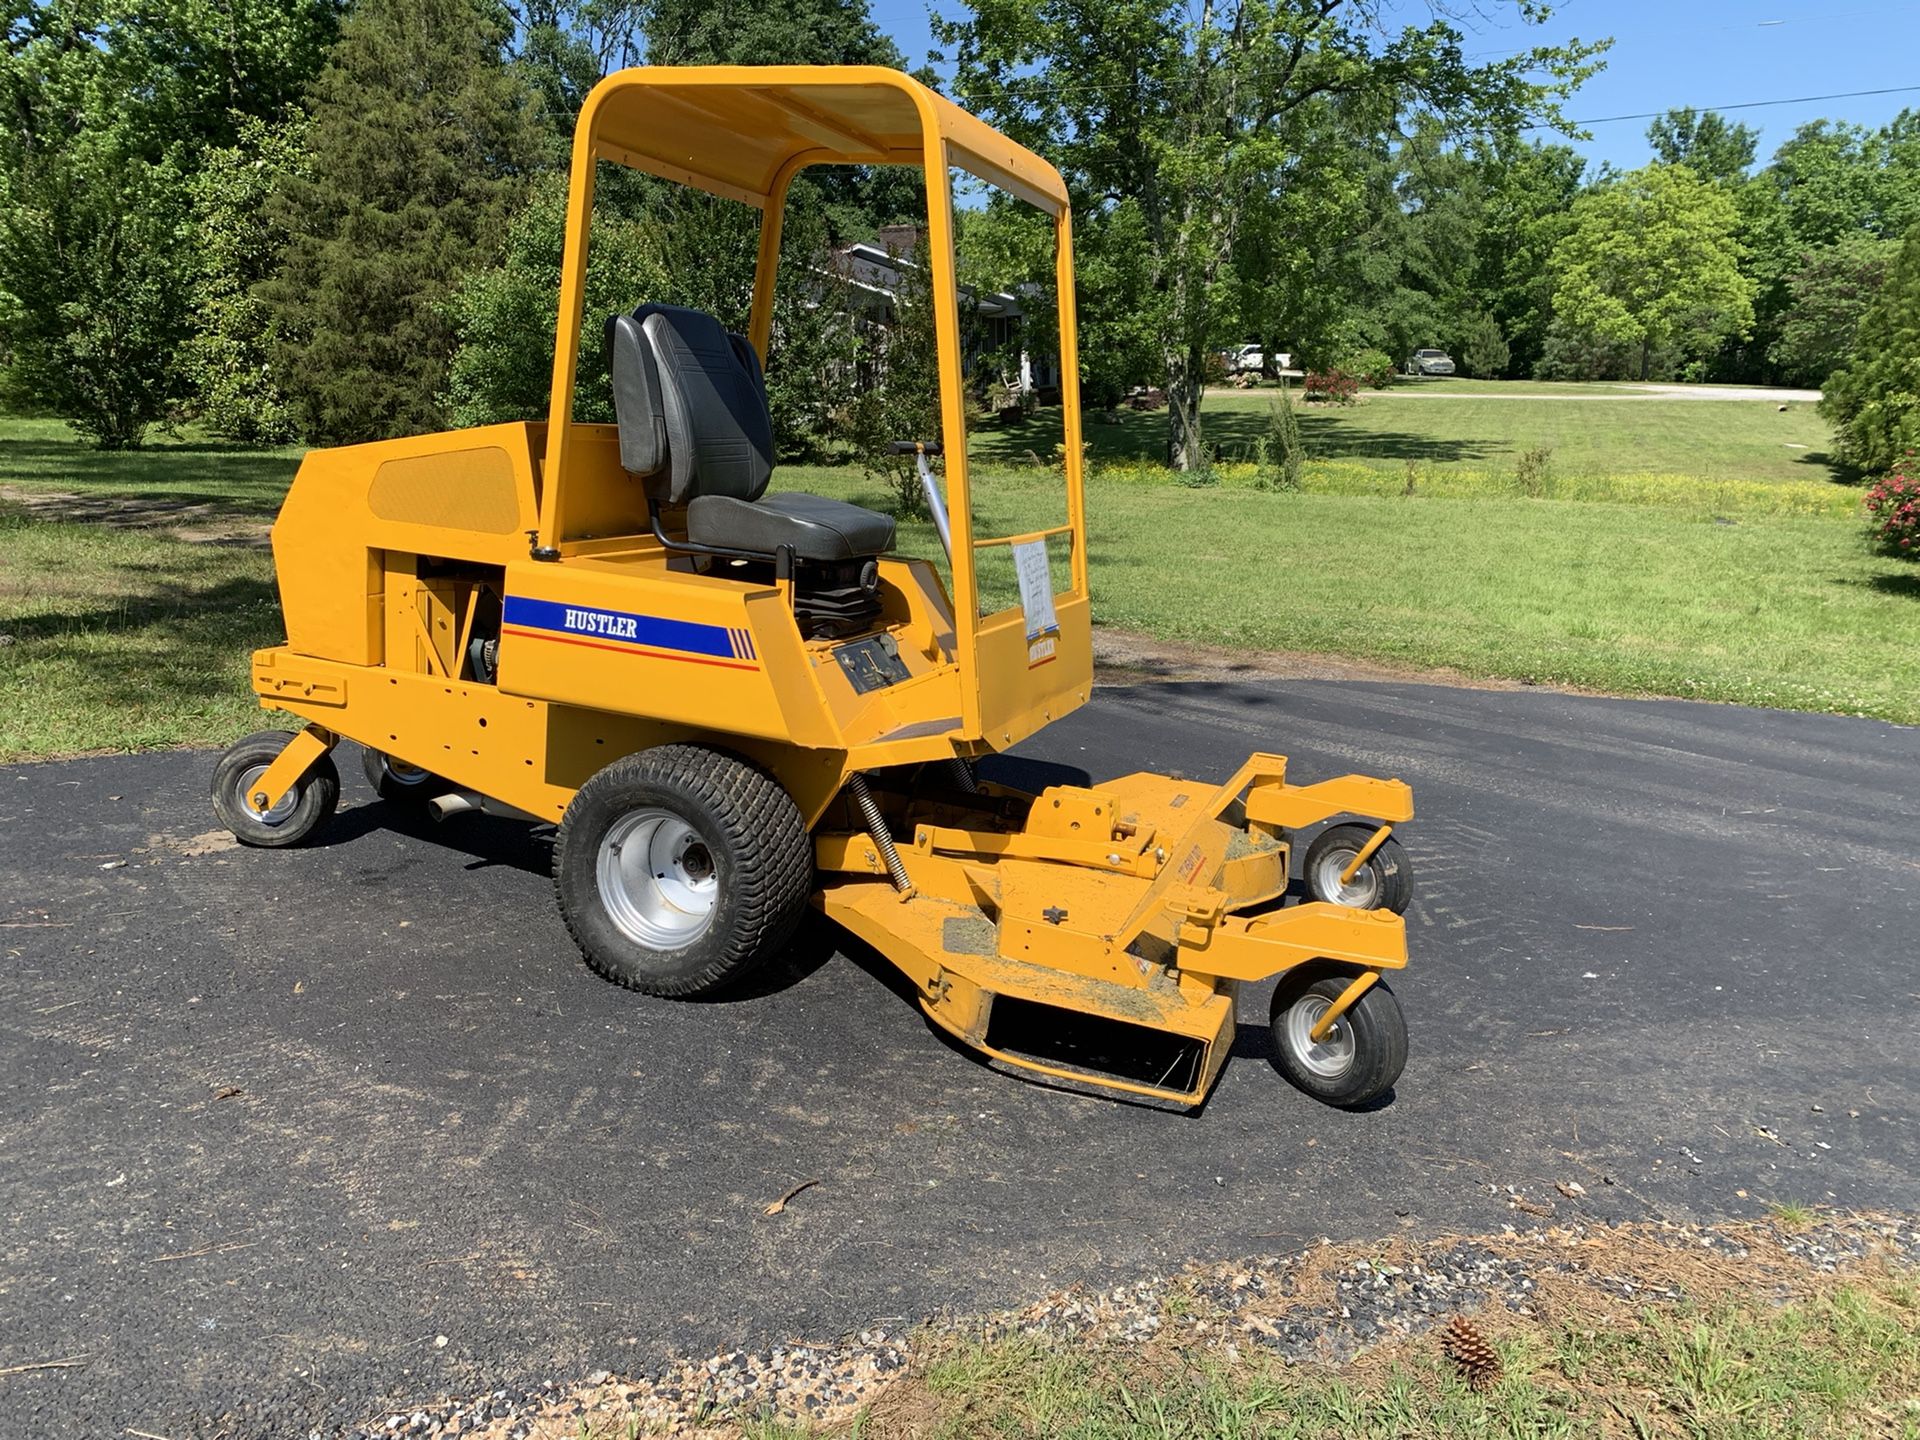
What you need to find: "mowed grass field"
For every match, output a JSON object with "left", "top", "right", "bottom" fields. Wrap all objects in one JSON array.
[
  {"left": 986, "top": 387, "right": 1842, "bottom": 486},
  {"left": 1, "top": 387, "right": 1914, "bottom": 762}
]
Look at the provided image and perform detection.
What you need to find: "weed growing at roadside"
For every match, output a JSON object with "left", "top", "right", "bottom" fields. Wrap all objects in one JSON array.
[
  {"left": 1176, "top": 457, "right": 1219, "bottom": 488},
  {"left": 1253, "top": 385, "right": 1304, "bottom": 491},
  {"left": 1515, "top": 445, "right": 1554, "bottom": 497}
]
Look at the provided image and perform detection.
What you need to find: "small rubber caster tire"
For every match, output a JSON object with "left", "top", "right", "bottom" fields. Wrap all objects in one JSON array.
[
  {"left": 554, "top": 744, "right": 812, "bottom": 998},
  {"left": 360, "top": 745, "right": 450, "bottom": 805},
  {"left": 211, "top": 730, "right": 340, "bottom": 849},
  {"left": 1269, "top": 971, "right": 1407, "bottom": 1108},
  {"left": 1303, "top": 822, "right": 1412, "bottom": 914}
]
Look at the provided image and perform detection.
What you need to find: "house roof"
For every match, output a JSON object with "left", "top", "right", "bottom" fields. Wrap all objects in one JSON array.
[{"left": 836, "top": 242, "right": 1026, "bottom": 318}]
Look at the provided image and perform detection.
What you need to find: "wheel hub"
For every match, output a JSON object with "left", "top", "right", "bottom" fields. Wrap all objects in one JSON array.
[
  {"left": 237, "top": 762, "right": 298, "bottom": 825},
  {"left": 1281, "top": 994, "right": 1356, "bottom": 1078},
  {"left": 597, "top": 808, "right": 719, "bottom": 948},
  {"left": 1312, "top": 846, "right": 1380, "bottom": 908}
]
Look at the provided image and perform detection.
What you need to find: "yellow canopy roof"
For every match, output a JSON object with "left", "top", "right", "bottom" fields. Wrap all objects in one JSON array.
[{"left": 576, "top": 65, "right": 1070, "bottom": 214}]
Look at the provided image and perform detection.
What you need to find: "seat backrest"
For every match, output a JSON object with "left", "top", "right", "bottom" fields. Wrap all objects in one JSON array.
[{"left": 605, "top": 303, "right": 774, "bottom": 504}]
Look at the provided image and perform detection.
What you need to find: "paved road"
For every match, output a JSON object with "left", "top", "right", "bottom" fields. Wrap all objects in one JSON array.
[
  {"left": 4, "top": 681, "right": 1917, "bottom": 1437},
  {"left": 1356, "top": 384, "right": 1823, "bottom": 402}
]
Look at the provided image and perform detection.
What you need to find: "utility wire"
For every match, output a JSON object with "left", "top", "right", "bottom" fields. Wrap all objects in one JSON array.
[{"left": 1533, "top": 84, "right": 1920, "bottom": 130}]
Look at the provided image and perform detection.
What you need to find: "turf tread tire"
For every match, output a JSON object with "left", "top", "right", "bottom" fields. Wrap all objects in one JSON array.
[{"left": 554, "top": 744, "right": 812, "bottom": 999}]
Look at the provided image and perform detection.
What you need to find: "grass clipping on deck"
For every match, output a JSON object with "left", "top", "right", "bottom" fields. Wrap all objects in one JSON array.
[{"left": 454, "top": 1212, "right": 1917, "bottom": 1439}]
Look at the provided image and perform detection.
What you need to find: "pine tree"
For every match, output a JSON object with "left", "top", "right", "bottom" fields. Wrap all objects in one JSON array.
[
  {"left": 262, "top": 0, "right": 547, "bottom": 444},
  {"left": 1821, "top": 220, "right": 1920, "bottom": 474}
]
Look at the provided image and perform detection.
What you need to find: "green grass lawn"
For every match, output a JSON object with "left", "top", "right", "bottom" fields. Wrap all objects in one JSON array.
[
  {"left": 1, "top": 391, "right": 1912, "bottom": 763},
  {"left": 982, "top": 391, "right": 1843, "bottom": 486}
]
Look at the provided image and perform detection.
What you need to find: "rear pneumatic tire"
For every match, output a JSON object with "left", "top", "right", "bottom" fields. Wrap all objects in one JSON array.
[
  {"left": 210, "top": 730, "right": 340, "bottom": 849},
  {"left": 1268, "top": 971, "right": 1407, "bottom": 1108},
  {"left": 360, "top": 745, "right": 451, "bottom": 805},
  {"left": 554, "top": 744, "right": 813, "bottom": 998},
  {"left": 1303, "top": 822, "right": 1412, "bottom": 914}
]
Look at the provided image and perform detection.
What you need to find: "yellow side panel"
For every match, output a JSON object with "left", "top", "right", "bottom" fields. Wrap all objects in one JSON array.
[
  {"left": 495, "top": 559, "right": 839, "bottom": 748},
  {"left": 369, "top": 447, "right": 521, "bottom": 534},
  {"left": 273, "top": 424, "right": 542, "bottom": 666}
]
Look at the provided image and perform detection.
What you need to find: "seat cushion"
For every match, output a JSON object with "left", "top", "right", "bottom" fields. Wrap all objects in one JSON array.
[{"left": 687, "top": 492, "right": 896, "bottom": 562}]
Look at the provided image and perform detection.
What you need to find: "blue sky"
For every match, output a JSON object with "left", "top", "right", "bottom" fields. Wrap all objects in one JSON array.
[{"left": 866, "top": 0, "right": 1920, "bottom": 176}]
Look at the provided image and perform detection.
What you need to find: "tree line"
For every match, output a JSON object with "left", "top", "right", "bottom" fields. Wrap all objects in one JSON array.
[{"left": 1, "top": 0, "right": 1916, "bottom": 474}]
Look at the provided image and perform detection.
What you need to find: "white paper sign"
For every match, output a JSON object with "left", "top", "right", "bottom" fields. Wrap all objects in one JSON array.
[{"left": 1012, "top": 538, "right": 1060, "bottom": 643}]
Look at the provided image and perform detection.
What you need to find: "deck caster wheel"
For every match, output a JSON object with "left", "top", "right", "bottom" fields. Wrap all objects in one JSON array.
[
  {"left": 1303, "top": 822, "right": 1411, "bottom": 913},
  {"left": 211, "top": 729, "right": 340, "bottom": 849},
  {"left": 360, "top": 745, "right": 450, "bottom": 805},
  {"left": 1268, "top": 971, "right": 1406, "bottom": 1108},
  {"left": 554, "top": 744, "right": 812, "bottom": 998}
]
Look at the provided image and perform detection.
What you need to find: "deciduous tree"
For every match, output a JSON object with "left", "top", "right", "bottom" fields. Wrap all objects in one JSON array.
[
  {"left": 935, "top": 0, "right": 1603, "bottom": 469},
  {"left": 1769, "top": 233, "right": 1897, "bottom": 387},
  {"left": 1646, "top": 107, "right": 1758, "bottom": 186},
  {"left": 1550, "top": 163, "right": 1754, "bottom": 380}
]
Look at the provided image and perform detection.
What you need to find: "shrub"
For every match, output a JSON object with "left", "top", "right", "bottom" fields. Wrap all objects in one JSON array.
[
  {"left": 1304, "top": 369, "right": 1359, "bottom": 404},
  {"left": 1342, "top": 349, "right": 1396, "bottom": 388},
  {"left": 1863, "top": 460, "right": 1920, "bottom": 556}
]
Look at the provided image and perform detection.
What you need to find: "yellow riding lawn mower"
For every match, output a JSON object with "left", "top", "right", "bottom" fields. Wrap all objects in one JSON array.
[{"left": 212, "top": 65, "right": 1417, "bottom": 1110}]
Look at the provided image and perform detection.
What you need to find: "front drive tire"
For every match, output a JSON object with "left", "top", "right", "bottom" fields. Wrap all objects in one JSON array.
[
  {"left": 211, "top": 730, "right": 340, "bottom": 849},
  {"left": 1268, "top": 971, "right": 1407, "bottom": 1108},
  {"left": 554, "top": 745, "right": 812, "bottom": 998}
]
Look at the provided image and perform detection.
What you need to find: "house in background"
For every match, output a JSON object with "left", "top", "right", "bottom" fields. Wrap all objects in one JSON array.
[{"left": 831, "top": 224, "right": 1062, "bottom": 397}]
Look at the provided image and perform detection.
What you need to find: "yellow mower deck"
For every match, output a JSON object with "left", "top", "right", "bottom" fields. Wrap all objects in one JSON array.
[{"left": 223, "top": 65, "right": 1419, "bottom": 1111}]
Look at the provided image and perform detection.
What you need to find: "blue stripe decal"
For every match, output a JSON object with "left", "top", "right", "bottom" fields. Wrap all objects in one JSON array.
[{"left": 503, "top": 596, "right": 737, "bottom": 659}]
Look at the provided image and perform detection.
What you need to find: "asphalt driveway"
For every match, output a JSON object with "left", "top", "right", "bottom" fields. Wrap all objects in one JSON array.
[{"left": 3, "top": 679, "right": 1916, "bottom": 1437}]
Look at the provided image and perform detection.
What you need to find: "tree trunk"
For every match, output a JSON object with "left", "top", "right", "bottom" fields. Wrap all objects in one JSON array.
[
  {"left": 1166, "top": 343, "right": 1207, "bottom": 470},
  {"left": 1638, "top": 338, "right": 1650, "bottom": 382}
]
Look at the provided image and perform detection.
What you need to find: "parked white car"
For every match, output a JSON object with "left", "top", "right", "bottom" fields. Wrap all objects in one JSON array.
[
  {"left": 1406, "top": 348, "right": 1455, "bottom": 376},
  {"left": 1226, "top": 343, "right": 1264, "bottom": 374}
]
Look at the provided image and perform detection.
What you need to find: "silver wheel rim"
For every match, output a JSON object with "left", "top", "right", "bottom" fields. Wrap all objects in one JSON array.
[
  {"left": 1282, "top": 995, "right": 1357, "bottom": 1079},
  {"left": 383, "top": 756, "right": 432, "bottom": 788},
  {"left": 1312, "top": 846, "right": 1381, "bottom": 908},
  {"left": 238, "top": 762, "right": 299, "bottom": 826},
  {"left": 596, "top": 808, "right": 718, "bottom": 948}
]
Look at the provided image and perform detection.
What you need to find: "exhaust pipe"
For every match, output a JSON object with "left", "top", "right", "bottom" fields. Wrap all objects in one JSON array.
[{"left": 426, "top": 791, "right": 546, "bottom": 825}]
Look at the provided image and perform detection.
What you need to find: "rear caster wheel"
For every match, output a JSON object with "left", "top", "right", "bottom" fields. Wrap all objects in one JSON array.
[
  {"left": 360, "top": 745, "right": 450, "bottom": 805},
  {"left": 1303, "top": 822, "right": 1411, "bottom": 913},
  {"left": 1268, "top": 971, "right": 1406, "bottom": 1108},
  {"left": 211, "top": 730, "right": 340, "bottom": 849},
  {"left": 554, "top": 744, "right": 812, "bottom": 998}
]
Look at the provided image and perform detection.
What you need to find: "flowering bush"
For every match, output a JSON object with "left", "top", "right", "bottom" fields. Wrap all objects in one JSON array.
[
  {"left": 1304, "top": 368, "right": 1360, "bottom": 405},
  {"left": 1864, "top": 459, "right": 1920, "bottom": 556}
]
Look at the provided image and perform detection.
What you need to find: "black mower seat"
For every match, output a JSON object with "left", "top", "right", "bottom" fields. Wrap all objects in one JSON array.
[
  {"left": 606, "top": 302, "right": 894, "bottom": 561},
  {"left": 689, "top": 492, "right": 895, "bottom": 562}
]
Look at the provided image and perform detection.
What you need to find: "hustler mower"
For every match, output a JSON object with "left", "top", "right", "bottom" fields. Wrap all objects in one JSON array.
[{"left": 212, "top": 65, "right": 1418, "bottom": 1110}]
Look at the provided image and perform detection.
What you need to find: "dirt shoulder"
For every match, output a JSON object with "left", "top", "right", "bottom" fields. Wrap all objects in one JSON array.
[{"left": 1092, "top": 624, "right": 1554, "bottom": 693}]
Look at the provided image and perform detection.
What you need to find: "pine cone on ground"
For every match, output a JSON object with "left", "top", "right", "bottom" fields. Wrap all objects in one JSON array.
[{"left": 1441, "top": 1314, "right": 1503, "bottom": 1392}]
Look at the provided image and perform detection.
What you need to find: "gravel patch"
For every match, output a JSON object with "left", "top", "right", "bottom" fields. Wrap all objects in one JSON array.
[{"left": 331, "top": 1211, "right": 1917, "bottom": 1439}]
